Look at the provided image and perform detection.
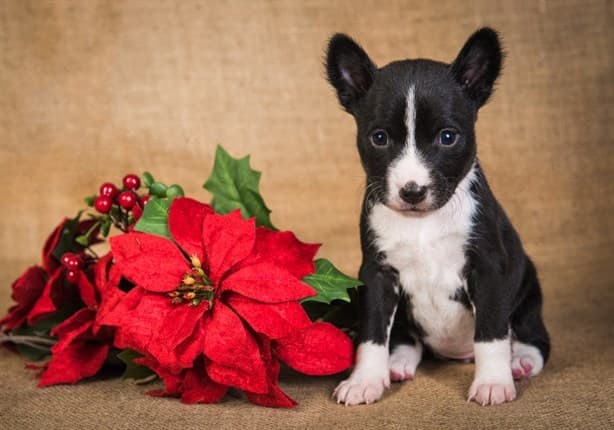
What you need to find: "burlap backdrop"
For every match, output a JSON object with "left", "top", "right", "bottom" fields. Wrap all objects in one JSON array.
[{"left": 1, "top": 1, "right": 612, "bottom": 429}]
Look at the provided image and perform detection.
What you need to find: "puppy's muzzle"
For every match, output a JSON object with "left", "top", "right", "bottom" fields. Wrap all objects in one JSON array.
[{"left": 399, "top": 182, "right": 427, "bottom": 205}]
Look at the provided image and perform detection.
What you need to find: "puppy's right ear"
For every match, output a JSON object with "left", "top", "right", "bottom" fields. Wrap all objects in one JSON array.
[{"left": 326, "top": 34, "right": 376, "bottom": 113}]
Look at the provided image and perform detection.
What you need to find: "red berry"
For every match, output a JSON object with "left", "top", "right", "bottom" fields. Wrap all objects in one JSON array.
[
  {"left": 99, "top": 182, "right": 119, "bottom": 198},
  {"left": 94, "top": 195, "right": 113, "bottom": 213},
  {"left": 141, "top": 195, "right": 151, "bottom": 205},
  {"left": 123, "top": 174, "right": 141, "bottom": 190},
  {"left": 66, "top": 270, "right": 79, "bottom": 283},
  {"left": 66, "top": 255, "right": 83, "bottom": 270},
  {"left": 118, "top": 191, "right": 137, "bottom": 210},
  {"left": 61, "top": 252, "right": 75, "bottom": 268}
]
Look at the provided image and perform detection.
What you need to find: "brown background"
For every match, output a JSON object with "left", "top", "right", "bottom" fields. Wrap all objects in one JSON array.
[{"left": 1, "top": 0, "right": 613, "bottom": 428}]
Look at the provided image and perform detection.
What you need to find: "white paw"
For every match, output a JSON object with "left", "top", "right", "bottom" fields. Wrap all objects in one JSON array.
[
  {"left": 468, "top": 379, "right": 516, "bottom": 406},
  {"left": 389, "top": 343, "right": 422, "bottom": 381},
  {"left": 334, "top": 374, "right": 389, "bottom": 405},
  {"left": 512, "top": 341, "right": 544, "bottom": 380}
]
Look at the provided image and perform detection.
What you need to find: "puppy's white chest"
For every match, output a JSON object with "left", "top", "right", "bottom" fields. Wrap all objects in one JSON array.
[{"left": 369, "top": 182, "right": 478, "bottom": 359}]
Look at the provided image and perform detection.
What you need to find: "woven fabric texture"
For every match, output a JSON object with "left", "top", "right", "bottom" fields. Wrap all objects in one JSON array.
[{"left": 1, "top": 1, "right": 612, "bottom": 428}]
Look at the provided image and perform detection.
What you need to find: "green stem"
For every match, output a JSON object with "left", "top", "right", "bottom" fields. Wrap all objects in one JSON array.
[{"left": 0, "top": 333, "right": 57, "bottom": 350}]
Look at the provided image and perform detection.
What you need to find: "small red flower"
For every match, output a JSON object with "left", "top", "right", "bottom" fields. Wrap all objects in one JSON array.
[
  {"left": 0, "top": 266, "right": 47, "bottom": 331},
  {"left": 37, "top": 253, "right": 118, "bottom": 386},
  {"left": 22, "top": 218, "right": 103, "bottom": 325},
  {"left": 101, "top": 197, "right": 353, "bottom": 407}
]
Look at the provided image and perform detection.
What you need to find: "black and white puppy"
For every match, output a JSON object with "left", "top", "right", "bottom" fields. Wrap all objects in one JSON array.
[{"left": 326, "top": 28, "right": 550, "bottom": 406}]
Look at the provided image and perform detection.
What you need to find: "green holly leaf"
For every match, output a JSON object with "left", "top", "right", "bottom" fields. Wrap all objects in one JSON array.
[
  {"left": 203, "top": 145, "right": 274, "bottom": 229},
  {"left": 141, "top": 171, "right": 155, "bottom": 188},
  {"left": 100, "top": 217, "right": 111, "bottom": 237},
  {"left": 302, "top": 259, "right": 362, "bottom": 304},
  {"left": 51, "top": 211, "right": 84, "bottom": 261},
  {"left": 166, "top": 184, "right": 185, "bottom": 199},
  {"left": 149, "top": 182, "right": 167, "bottom": 198},
  {"left": 134, "top": 197, "right": 171, "bottom": 238},
  {"left": 9, "top": 314, "right": 69, "bottom": 361},
  {"left": 116, "top": 349, "right": 156, "bottom": 382},
  {"left": 75, "top": 235, "right": 89, "bottom": 246}
]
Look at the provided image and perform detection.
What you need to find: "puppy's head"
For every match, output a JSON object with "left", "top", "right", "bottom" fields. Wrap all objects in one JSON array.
[{"left": 326, "top": 28, "right": 503, "bottom": 212}]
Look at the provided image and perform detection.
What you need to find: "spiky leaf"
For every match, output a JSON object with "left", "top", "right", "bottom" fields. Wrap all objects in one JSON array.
[
  {"left": 302, "top": 259, "right": 362, "bottom": 304},
  {"left": 203, "top": 145, "right": 274, "bottom": 229},
  {"left": 116, "top": 349, "right": 155, "bottom": 382},
  {"left": 134, "top": 197, "right": 171, "bottom": 238}
]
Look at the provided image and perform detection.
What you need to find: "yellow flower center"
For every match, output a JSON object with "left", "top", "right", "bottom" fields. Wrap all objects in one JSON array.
[{"left": 167, "top": 255, "right": 213, "bottom": 307}]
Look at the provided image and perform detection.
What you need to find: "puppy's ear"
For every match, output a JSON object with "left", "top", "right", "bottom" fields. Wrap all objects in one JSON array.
[
  {"left": 451, "top": 28, "right": 503, "bottom": 107},
  {"left": 326, "top": 34, "right": 376, "bottom": 113}
]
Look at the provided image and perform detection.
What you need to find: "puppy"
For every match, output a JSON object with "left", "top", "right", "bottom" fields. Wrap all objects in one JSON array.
[{"left": 326, "top": 28, "right": 550, "bottom": 406}]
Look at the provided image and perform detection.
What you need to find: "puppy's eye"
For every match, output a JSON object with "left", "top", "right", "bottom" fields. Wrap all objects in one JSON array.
[
  {"left": 370, "top": 130, "right": 389, "bottom": 147},
  {"left": 438, "top": 129, "right": 458, "bottom": 146}
]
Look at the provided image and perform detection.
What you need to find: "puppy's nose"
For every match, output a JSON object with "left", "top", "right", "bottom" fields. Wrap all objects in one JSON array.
[{"left": 399, "top": 182, "right": 427, "bottom": 204}]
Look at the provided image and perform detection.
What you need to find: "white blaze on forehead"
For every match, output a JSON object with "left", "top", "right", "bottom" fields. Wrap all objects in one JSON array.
[{"left": 387, "top": 84, "right": 431, "bottom": 201}]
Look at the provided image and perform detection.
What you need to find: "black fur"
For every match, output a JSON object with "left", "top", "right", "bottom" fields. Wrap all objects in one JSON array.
[{"left": 326, "top": 28, "right": 550, "bottom": 365}]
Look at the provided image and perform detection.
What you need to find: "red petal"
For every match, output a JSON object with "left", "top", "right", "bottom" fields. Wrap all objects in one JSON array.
[
  {"left": 27, "top": 268, "right": 64, "bottom": 325},
  {"left": 201, "top": 211, "right": 255, "bottom": 283},
  {"left": 160, "top": 303, "right": 207, "bottom": 348},
  {"left": 110, "top": 233, "right": 189, "bottom": 292},
  {"left": 245, "top": 336, "right": 297, "bottom": 408},
  {"left": 0, "top": 266, "right": 47, "bottom": 331},
  {"left": 226, "top": 294, "right": 311, "bottom": 339},
  {"left": 168, "top": 198, "right": 213, "bottom": 263},
  {"left": 240, "top": 228, "right": 320, "bottom": 278},
  {"left": 102, "top": 288, "right": 166, "bottom": 350},
  {"left": 42, "top": 219, "right": 67, "bottom": 273},
  {"left": 51, "top": 308, "right": 96, "bottom": 351},
  {"left": 202, "top": 302, "right": 267, "bottom": 393},
  {"left": 222, "top": 262, "right": 316, "bottom": 302},
  {"left": 94, "top": 267, "right": 131, "bottom": 332},
  {"left": 181, "top": 364, "right": 228, "bottom": 404},
  {"left": 137, "top": 356, "right": 184, "bottom": 397},
  {"left": 273, "top": 322, "right": 354, "bottom": 375},
  {"left": 76, "top": 272, "right": 98, "bottom": 308},
  {"left": 245, "top": 375, "right": 297, "bottom": 408},
  {"left": 93, "top": 252, "right": 114, "bottom": 292},
  {"left": 103, "top": 288, "right": 206, "bottom": 372},
  {"left": 38, "top": 341, "right": 110, "bottom": 387},
  {"left": 172, "top": 316, "right": 208, "bottom": 370}
]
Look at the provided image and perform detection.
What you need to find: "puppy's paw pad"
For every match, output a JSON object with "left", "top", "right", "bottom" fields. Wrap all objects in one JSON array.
[
  {"left": 468, "top": 381, "right": 516, "bottom": 406},
  {"left": 390, "top": 367, "right": 414, "bottom": 382},
  {"left": 511, "top": 342, "right": 544, "bottom": 379},
  {"left": 333, "top": 377, "right": 388, "bottom": 406},
  {"left": 388, "top": 344, "right": 421, "bottom": 383},
  {"left": 390, "top": 370, "right": 413, "bottom": 382},
  {"left": 511, "top": 355, "right": 539, "bottom": 380}
]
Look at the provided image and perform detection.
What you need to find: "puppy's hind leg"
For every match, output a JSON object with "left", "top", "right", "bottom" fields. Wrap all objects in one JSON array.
[{"left": 511, "top": 259, "right": 550, "bottom": 380}]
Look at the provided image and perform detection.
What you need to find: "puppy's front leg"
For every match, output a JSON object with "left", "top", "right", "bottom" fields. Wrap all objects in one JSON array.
[
  {"left": 468, "top": 268, "right": 516, "bottom": 406},
  {"left": 334, "top": 264, "right": 399, "bottom": 405}
]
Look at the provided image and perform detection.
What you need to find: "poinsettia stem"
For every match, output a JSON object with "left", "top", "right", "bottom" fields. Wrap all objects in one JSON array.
[
  {"left": 0, "top": 333, "right": 56, "bottom": 349},
  {"left": 85, "top": 246, "right": 99, "bottom": 259},
  {"left": 109, "top": 213, "right": 128, "bottom": 233}
]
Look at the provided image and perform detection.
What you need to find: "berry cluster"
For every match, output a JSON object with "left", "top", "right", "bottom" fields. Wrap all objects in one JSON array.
[
  {"left": 80, "top": 172, "right": 184, "bottom": 245},
  {"left": 94, "top": 174, "right": 143, "bottom": 214},
  {"left": 60, "top": 252, "right": 85, "bottom": 283}
]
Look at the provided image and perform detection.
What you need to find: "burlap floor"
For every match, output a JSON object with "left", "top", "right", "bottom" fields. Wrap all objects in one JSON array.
[{"left": 1, "top": 1, "right": 612, "bottom": 428}]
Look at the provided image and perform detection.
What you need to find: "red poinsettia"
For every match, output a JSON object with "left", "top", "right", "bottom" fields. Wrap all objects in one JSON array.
[
  {"left": 100, "top": 197, "right": 353, "bottom": 407},
  {"left": 1, "top": 218, "right": 99, "bottom": 331},
  {"left": 37, "top": 253, "right": 117, "bottom": 386}
]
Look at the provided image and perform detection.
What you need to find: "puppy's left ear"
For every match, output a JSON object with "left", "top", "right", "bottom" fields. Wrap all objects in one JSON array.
[
  {"left": 451, "top": 27, "right": 503, "bottom": 107},
  {"left": 326, "top": 33, "right": 377, "bottom": 113}
]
